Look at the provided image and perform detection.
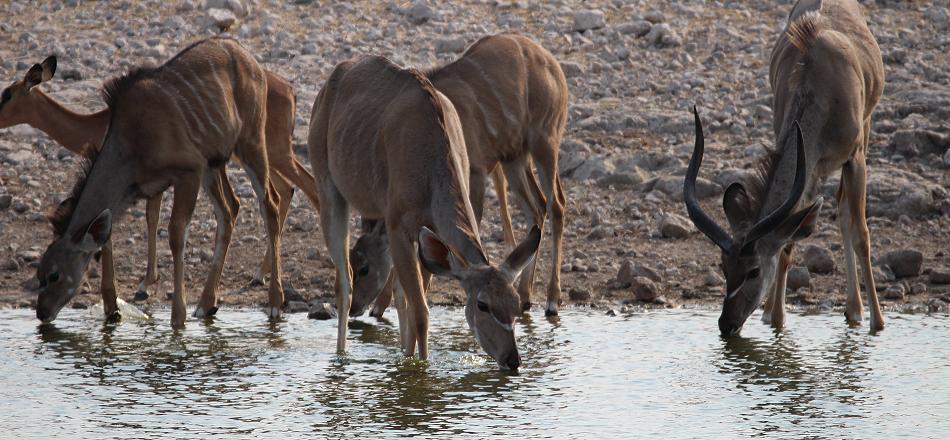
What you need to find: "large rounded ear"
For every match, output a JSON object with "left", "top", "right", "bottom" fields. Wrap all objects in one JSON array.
[
  {"left": 777, "top": 197, "right": 823, "bottom": 242},
  {"left": 500, "top": 225, "right": 541, "bottom": 282},
  {"left": 23, "top": 64, "right": 45, "bottom": 89},
  {"left": 77, "top": 209, "right": 112, "bottom": 252},
  {"left": 418, "top": 227, "right": 467, "bottom": 278},
  {"left": 722, "top": 182, "right": 750, "bottom": 230},
  {"left": 40, "top": 56, "right": 57, "bottom": 82}
]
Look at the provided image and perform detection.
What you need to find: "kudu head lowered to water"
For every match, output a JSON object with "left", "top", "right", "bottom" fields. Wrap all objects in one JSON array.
[{"left": 685, "top": 108, "right": 822, "bottom": 336}]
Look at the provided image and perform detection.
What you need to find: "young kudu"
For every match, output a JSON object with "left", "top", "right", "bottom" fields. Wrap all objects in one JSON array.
[
  {"left": 34, "top": 37, "right": 286, "bottom": 328},
  {"left": 1, "top": 55, "right": 320, "bottom": 318},
  {"left": 685, "top": 0, "right": 885, "bottom": 335},
  {"left": 308, "top": 55, "right": 541, "bottom": 369},
  {"left": 348, "top": 33, "right": 569, "bottom": 318}
]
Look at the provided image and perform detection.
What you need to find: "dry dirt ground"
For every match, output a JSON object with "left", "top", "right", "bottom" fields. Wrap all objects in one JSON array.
[{"left": 0, "top": 0, "right": 947, "bottom": 325}]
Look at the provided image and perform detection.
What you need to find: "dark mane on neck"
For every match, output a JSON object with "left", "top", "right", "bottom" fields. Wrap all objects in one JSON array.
[
  {"left": 744, "top": 12, "right": 823, "bottom": 219},
  {"left": 47, "top": 143, "right": 100, "bottom": 238}
]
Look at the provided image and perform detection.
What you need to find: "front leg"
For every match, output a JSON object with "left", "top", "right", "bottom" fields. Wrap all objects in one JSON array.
[
  {"left": 318, "top": 184, "right": 352, "bottom": 353},
  {"left": 99, "top": 239, "right": 121, "bottom": 322},
  {"left": 769, "top": 246, "right": 793, "bottom": 329},
  {"left": 168, "top": 174, "right": 201, "bottom": 329},
  {"left": 136, "top": 194, "right": 163, "bottom": 298}
]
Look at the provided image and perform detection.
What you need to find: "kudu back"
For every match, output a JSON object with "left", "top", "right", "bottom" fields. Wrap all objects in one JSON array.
[{"left": 684, "top": 0, "right": 885, "bottom": 335}]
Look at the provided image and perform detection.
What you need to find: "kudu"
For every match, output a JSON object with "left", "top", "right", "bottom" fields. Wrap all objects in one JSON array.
[
  {"left": 34, "top": 37, "right": 286, "bottom": 328},
  {"left": 1, "top": 54, "right": 320, "bottom": 319},
  {"left": 685, "top": 0, "right": 885, "bottom": 335},
  {"left": 348, "top": 33, "right": 569, "bottom": 318},
  {"left": 308, "top": 55, "right": 541, "bottom": 369}
]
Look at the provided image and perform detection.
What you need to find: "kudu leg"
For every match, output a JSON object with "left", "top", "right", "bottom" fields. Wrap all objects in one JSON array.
[
  {"left": 469, "top": 169, "right": 488, "bottom": 230},
  {"left": 136, "top": 194, "right": 163, "bottom": 296},
  {"left": 503, "top": 160, "right": 546, "bottom": 312},
  {"left": 240, "top": 150, "right": 286, "bottom": 318},
  {"left": 253, "top": 173, "right": 294, "bottom": 285},
  {"left": 195, "top": 169, "right": 238, "bottom": 318},
  {"left": 318, "top": 185, "right": 353, "bottom": 353},
  {"left": 388, "top": 227, "right": 430, "bottom": 359},
  {"left": 532, "top": 141, "right": 566, "bottom": 316},
  {"left": 769, "top": 246, "right": 793, "bottom": 329},
  {"left": 369, "top": 271, "right": 396, "bottom": 318},
  {"left": 840, "top": 151, "right": 885, "bottom": 331},
  {"left": 99, "top": 239, "right": 120, "bottom": 321},
  {"left": 168, "top": 175, "right": 201, "bottom": 329},
  {"left": 491, "top": 167, "right": 517, "bottom": 248}
]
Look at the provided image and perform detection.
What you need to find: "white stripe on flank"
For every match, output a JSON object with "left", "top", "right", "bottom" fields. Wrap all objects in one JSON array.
[
  {"left": 169, "top": 66, "right": 224, "bottom": 135},
  {"left": 463, "top": 56, "right": 518, "bottom": 128},
  {"left": 157, "top": 86, "right": 205, "bottom": 140}
]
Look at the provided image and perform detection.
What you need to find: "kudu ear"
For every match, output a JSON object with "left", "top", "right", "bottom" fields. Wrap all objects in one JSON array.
[
  {"left": 40, "top": 56, "right": 57, "bottom": 82},
  {"left": 722, "top": 182, "right": 751, "bottom": 230},
  {"left": 500, "top": 225, "right": 542, "bottom": 283},
  {"left": 418, "top": 227, "right": 467, "bottom": 278},
  {"left": 77, "top": 209, "right": 112, "bottom": 252},
  {"left": 23, "top": 64, "right": 45, "bottom": 89},
  {"left": 777, "top": 197, "right": 823, "bottom": 242}
]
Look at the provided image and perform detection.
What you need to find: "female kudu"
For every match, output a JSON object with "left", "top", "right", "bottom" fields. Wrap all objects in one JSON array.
[
  {"left": 1, "top": 54, "right": 319, "bottom": 319},
  {"left": 684, "top": 0, "right": 885, "bottom": 335},
  {"left": 34, "top": 37, "right": 286, "bottom": 328},
  {"left": 349, "top": 33, "right": 569, "bottom": 318},
  {"left": 308, "top": 55, "right": 541, "bottom": 369}
]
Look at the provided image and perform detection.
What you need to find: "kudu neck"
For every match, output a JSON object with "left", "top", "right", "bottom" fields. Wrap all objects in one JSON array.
[
  {"left": 66, "top": 147, "right": 135, "bottom": 237},
  {"left": 29, "top": 89, "right": 109, "bottom": 154},
  {"left": 758, "top": 115, "right": 819, "bottom": 220}
]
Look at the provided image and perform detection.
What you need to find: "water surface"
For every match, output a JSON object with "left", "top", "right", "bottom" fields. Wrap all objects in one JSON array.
[{"left": 0, "top": 307, "right": 947, "bottom": 439}]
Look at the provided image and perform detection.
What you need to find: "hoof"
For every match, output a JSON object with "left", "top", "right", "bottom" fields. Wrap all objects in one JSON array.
[
  {"left": 193, "top": 306, "right": 219, "bottom": 318},
  {"left": 761, "top": 313, "right": 772, "bottom": 325},
  {"left": 266, "top": 306, "right": 282, "bottom": 319},
  {"left": 369, "top": 308, "right": 385, "bottom": 319},
  {"left": 133, "top": 290, "right": 149, "bottom": 301},
  {"left": 544, "top": 308, "right": 558, "bottom": 317},
  {"left": 249, "top": 277, "right": 266, "bottom": 287},
  {"left": 844, "top": 310, "right": 863, "bottom": 325},
  {"left": 521, "top": 302, "right": 532, "bottom": 312},
  {"left": 106, "top": 311, "right": 122, "bottom": 323}
]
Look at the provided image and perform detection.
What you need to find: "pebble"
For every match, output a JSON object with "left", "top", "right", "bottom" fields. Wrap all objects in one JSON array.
[
  {"left": 308, "top": 302, "right": 337, "bottom": 320},
  {"left": 559, "top": 61, "right": 585, "bottom": 78},
  {"left": 207, "top": 8, "right": 238, "bottom": 30},
  {"left": 645, "top": 23, "right": 682, "bottom": 47},
  {"left": 615, "top": 20, "right": 652, "bottom": 37},
  {"left": 617, "top": 260, "right": 662, "bottom": 285},
  {"left": 879, "top": 249, "right": 923, "bottom": 279},
  {"left": 2, "top": 258, "right": 19, "bottom": 272},
  {"left": 703, "top": 269, "right": 724, "bottom": 287},
  {"left": 0, "top": 194, "right": 11, "bottom": 210},
  {"left": 284, "top": 301, "right": 309, "bottom": 314},
  {"left": 658, "top": 213, "right": 691, "bottom": 239},
  {"left": 434, "top": 37, "right": 466, "bottom": 54},
  {"left": 573, "top": 9, "right": 605, "bottom": 32},
  {"left": 802, "top": 245, "right": 835, "bottom": 274},
  {"left": 406, "top": 0, "right": 433, "bottom": 25},
  {"left": 786, "top": 266, "right": 811, "bottom": 291}
]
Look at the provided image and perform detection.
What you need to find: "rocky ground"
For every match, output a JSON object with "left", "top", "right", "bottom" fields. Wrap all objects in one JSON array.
[{"left": 0, "top": 0, "right": 948, "bottom": 323}]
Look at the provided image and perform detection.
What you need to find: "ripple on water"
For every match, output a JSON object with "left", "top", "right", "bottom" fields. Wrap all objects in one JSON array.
[{"left": 0, "top": 307, "right": 947, "bottom": 439}]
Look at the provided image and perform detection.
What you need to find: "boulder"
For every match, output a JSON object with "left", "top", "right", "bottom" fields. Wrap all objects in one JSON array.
[
  {"left": 802, "top": 245, "right": 835, "bottom": 274},
  {"left": 573, "top": 9, "right": 605, "bottom": 32},
  {"left": 786, "top": 266, "right": 811, "bottom": 291},
  {"left": 308, "top": 302, "right": 337, "bottom": 320},
  {"left": 879, "top": 249, "right": 923, "bottom": 279},
  {"left": 658, "top": 213, "right": 692, "bottom": 239}
]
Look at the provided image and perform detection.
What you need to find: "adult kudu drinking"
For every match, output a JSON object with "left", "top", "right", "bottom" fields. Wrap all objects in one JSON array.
[
  {"left": 1, "top": 54, "right": 319, "bottom": 319},
  {"left": 348, "top": 33, "right": 569, "bottom": 318},
  {"left": 684, "top": 0, "right": 885, "bottom": 336},
  {"left": 308, "top": 55, "right": 542, "bottom": 369},
  {"left": 34, "top": 37, "right": 287, "bottom": 328}
]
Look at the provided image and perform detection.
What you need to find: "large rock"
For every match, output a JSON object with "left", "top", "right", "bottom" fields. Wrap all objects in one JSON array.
[
  {"left": 659, "top": 213, "right": 692, "bottom": 239},
  {"left": 205, "top": 0, "right": 247, "bottom": 17},
  {"left": 652, "top": 175, "right": 721, "bottom": 200},
  {"left": 929, "top": 268, "right": 950, "bottom": 285},
  {"left": 802, "top": 245, "right": 835, "bottom": 274},
  {"left": 630, "top": 276, "right": 659, "bottom": 302},
  {"left": 893, "top": 129, "right": 947, "bottom": 157},
  {"left": 879, "top": 249, "right": 923, "bottom": 279},
  {"left": 308, "top": 302, "right": 337, "bottom": 320},
  {"left": 573, "top": 9, "right": 605, "bottom": 32},
  {"left": 406, "top": 0, "right": 433, "bottom": 25},
  {"left": 645, "top": 23, "right": 682, "bottom": 47},
  {"left": 863, "top": 167, "right": 941, "bottom": 219},
  {"left": 560, "top": 61, "right": 585, "bottom": 78},
  {"left": 786, "top": 266, "right": 811, "bottom": 291},
  {"left": 207, "top": 8, "right": 237, "bottom": 30},
  {"left": 617, "top": 260, "right": 662, "bottom": 285}
]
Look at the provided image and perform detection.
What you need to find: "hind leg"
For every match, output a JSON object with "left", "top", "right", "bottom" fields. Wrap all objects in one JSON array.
[
  {"left": 503, "top": 159, "right": 546, "bottom": 312},
  {"left": 318, "top": 183, "right": 352, "bottom": 353},
  {"left": 253, "top": 173, "right": 294, "bottom": 284},
  {"left": 840, "top": 148, "right": 884, "bottom": 331},
  {"left": 531, "top": 138, "right": 567, "bottom": 316},
  {"left": 194, "top": 168, "right": 238, "bottom": 318},
  {"left": 491, "top": 166, "right": 517, "bottom": 247}
]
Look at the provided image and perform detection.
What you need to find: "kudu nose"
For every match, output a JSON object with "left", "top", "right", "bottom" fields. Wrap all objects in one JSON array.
[
  {"left": 503, "top": 352, "right": 521, "bottom": 370},
  {"left": 36, "top": 308, "right": 51, "bottom": 322},
  {"left": 718, "top": 317, "right": 740, "bottom": 337}
]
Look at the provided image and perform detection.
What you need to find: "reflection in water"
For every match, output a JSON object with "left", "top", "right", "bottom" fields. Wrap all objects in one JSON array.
[{"left": 1, "top": 308, "right": 947, "bottom": 438}]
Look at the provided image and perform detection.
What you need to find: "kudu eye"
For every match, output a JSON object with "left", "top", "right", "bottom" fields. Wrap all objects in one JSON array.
[
  {"left": 48, "top": 271, "right": 60, "bottom": 283},
  {"left": 1, "top": 89, "right": 10, "bottom": 103},
  {"left": 747, "top": 268, "right": 760, "bottom": 280},
  {"left": 476, "top": 300, "right": 490, "bottom": 313}
]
